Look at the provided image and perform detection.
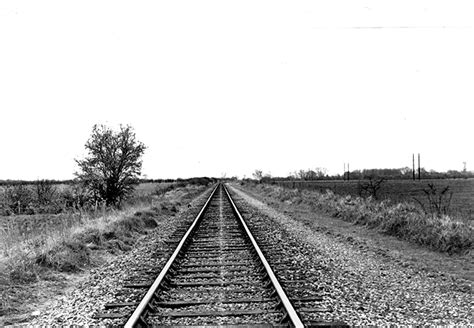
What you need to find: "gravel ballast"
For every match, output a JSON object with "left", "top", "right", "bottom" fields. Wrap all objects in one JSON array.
[{"left": 228, "top": 184, "right": 473, "bottom": 326}]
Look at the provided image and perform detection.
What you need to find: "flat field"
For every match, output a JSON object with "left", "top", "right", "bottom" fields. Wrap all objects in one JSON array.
[{"left": 276, "top": 179, "right": 474, "bottom": 221}]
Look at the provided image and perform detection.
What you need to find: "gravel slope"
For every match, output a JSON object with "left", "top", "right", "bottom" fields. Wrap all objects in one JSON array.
[{"left": 228, "top": 184, "right": 473, "bottom": 326}]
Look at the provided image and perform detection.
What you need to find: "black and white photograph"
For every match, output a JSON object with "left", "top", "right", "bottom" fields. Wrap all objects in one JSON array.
[{"left": 0, "top": 0, "right": 472, "bottom": 326}]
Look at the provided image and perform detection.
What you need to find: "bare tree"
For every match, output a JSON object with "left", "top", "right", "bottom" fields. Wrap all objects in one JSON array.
[
  {"left": 75, "top": 124, "right": 146, "bottom": 207},
  {"left": 358, "top": 177, "right": 385, "bottom": 200},
  {"left": 295, "top": 168, "right": 328, "bottom": 180},
  {"left": 297, "top": 169, "right": 307, "bottom": 180},
  {"left": 252, "top": 169, "right": 263, "bottom": 181},
  {"left": 314, "top": 167, "right": 328, "bottom": 178}
]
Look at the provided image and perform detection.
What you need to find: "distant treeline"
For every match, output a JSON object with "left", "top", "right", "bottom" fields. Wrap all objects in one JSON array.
[
  {"left": 255, "top": 168, "right": 474, "bottom": 182},
  {"left": 0, "top": 177, "right": 219, "bottom": 186},
  {"left": 172, "top": 177, "right": 219, "bottom": 185},
  {"left": 0, "top": 179, "right": 76, "bottom": 186},
  {"left": 348, "top": 168, "right": 474, "bottom": 180}
]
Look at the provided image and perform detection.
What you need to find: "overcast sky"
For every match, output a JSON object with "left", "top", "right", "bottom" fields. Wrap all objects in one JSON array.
[{"left": 1, "top": 1, "right": 472, "bottom": 180}]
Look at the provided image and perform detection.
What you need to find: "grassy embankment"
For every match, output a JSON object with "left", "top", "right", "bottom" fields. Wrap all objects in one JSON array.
[
  {"left": 0, "top": 182, "right": 208, "bottom": 318},
  {"left": 246, "top": 183, "right": 473, "bottom": 254},
  {"left": 275, "top": 179, "right": 474, "bottom": 221}
]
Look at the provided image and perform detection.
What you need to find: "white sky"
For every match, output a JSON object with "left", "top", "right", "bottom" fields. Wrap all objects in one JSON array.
[{"left": 1, "top": 1, "right": 473, "bottom": 180}]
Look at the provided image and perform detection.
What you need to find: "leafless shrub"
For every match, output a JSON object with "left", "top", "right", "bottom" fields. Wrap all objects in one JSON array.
[
  {"left": 60, "top": 183, "right": 97, "bottom": 211},
  {"left": 414, "top": 183, "right": 453, "bottom": 216},
  {"left": 4, "top": 184, "right": 33, "bottom": 214},
  {"left": 358, "top": 177, "right": 385, "bottom": 200},
  {"left": 35, "top": 180, "right": 57, "bottom": 206}
]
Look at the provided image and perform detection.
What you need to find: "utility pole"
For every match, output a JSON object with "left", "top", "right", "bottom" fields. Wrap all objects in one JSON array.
[
  {"left": 412, "top": 154, "right": 415, "bottom": 180},
  {"left": 347, "top": 163, "right": 350, "bottom": 181},
  {"left": 418, "top": 153, "right": 421, "bottom": 180}
]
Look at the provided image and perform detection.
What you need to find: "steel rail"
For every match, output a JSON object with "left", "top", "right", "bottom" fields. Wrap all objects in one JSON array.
[
  {"left": 124, "top": 183, "right": 219, "bottom": 328},
  {"left": 223, "top": 184, "right": 305, "bottom": 328}
]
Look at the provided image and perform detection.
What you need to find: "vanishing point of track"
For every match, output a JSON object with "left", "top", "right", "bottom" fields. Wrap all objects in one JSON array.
[{"left": 124, "top": 183, "right": 304, "bottom": 327}]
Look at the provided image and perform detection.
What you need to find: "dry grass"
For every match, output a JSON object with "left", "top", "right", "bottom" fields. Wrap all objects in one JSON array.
[
  {"left": 1, "top": 204, "right": 156, "bottom": 282},
  {"left": 0, "top": 183, "right": 208, "bottom": 319},
  {"left": 0, "top": 182, "right": 179, "bottom": 262},
  {"left": 0, "top": 205, "right": 151, "bottom": 317},
  {"left": 251, "top": 184, "right": 473, "bottom": 254},
  {"left": 276, "top": 179, "right": 474, "bottom": 221}
]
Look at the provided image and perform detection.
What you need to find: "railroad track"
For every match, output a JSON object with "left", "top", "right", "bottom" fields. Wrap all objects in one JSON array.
[{"left": 96, "top": 183, "right": 346, "bottom": 327}]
